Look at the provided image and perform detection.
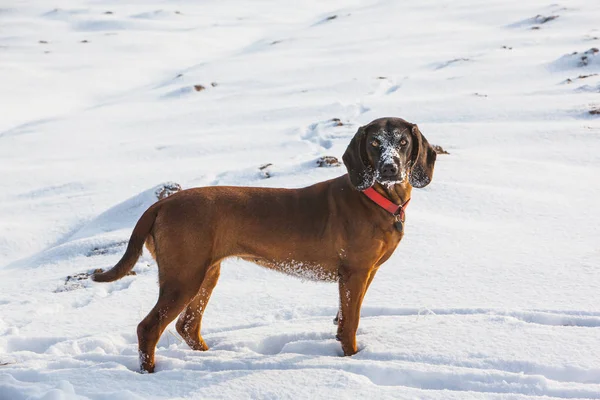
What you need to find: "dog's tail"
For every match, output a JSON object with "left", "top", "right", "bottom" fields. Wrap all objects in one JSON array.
[{"left": 92, "top": 205, "right": 159, "bottom": 283}]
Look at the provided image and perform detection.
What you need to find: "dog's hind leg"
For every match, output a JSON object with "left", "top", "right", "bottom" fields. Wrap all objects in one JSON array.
[
  {"left": 137, "top": 272, "right": 204, "bottom": 373},
  {"left": 176, "top": 263, "right": 221, "bottom": 351}
]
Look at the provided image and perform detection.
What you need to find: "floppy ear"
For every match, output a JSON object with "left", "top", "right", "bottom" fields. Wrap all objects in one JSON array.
[
  {"left": 409, "top": 125, "right": 437, "bottom": 188},
  {"left": 343, "top": 126, "right": 375, "bottom": 190}
]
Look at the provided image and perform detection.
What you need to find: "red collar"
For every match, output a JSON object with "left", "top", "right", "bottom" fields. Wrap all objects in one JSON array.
[{"left": 362, "top": 187, "right": 411, "bottom": 220}]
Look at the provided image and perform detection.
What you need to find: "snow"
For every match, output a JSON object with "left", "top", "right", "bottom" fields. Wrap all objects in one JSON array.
[{"left": 1, "top": 0, "right": 600, "bottom": 398}]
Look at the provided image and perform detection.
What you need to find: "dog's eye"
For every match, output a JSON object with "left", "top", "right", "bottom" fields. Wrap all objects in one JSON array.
[
  {"left": 371, "top": 140, "right": 380, "bottom": 147},
  {"left": 400, "top": 139, "right": 408, "bottom": 146}
]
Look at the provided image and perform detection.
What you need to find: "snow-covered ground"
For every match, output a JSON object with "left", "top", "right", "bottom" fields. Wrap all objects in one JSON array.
[{"left": 1, "top": 0, "right": 600, "bottom": 398}]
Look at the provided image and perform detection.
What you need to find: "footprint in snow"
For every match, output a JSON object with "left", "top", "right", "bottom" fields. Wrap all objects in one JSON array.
[
  {"left": 359, "top": 306, "right": 600, "bottom": 328},
  {"left": 506, "top": 14, "right": 559, "bottom": 29},
  {"left": 301, "top": 118, "right": 353, "bottom": 150},
  {"left": 228, "top": 331, "right": 339, "bottom": 356},
  {"left": 434, "top": 58, "right": 470, "bottom": 70}
]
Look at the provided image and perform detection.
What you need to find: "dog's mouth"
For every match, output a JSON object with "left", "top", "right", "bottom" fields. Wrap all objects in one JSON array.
[
  {"left": 375, "top": 167, "right": 407, "bottom": 186},
  {"left": 376, "top": 176, "right": 405, "bottom": 188},
  {"left": 377, "top": 177, "right": 403, "bottom": 187}
]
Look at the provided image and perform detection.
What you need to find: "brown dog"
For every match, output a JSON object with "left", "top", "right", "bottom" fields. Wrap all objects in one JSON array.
[{"left": 92, "top": 117, "right": 436, "bottom": 373}]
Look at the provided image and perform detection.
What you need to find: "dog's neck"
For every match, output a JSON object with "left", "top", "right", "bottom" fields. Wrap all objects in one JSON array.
[{"left": 371, "top": 181, "right": 412, "bottom": 206}]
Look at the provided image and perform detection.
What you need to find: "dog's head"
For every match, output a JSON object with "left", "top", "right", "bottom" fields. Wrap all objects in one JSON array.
[{"left": 343, "top": 117, "right": 436, "bottom": 190}]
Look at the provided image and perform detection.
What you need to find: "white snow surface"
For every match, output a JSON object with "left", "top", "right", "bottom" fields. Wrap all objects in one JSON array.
[{"left": 1, "top": 0, "right": 600, "bottom": 398}]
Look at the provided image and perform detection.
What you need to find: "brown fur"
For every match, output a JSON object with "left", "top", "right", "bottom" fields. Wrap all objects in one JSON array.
[{"left": 92, "top": 117, "right": 436, "bottom": 373}]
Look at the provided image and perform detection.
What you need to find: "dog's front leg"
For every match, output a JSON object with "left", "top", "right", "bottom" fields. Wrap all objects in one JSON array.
[
  {"left": 336, "top": 269, "right": 371, "bottom": 356},
  {"left": 334, "top": 267, "right": 379, "bottom": 326}
]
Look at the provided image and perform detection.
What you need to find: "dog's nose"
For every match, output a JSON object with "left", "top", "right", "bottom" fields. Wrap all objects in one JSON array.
[{"left": 380, "top": 163, "right": 398, "bottom": 177}]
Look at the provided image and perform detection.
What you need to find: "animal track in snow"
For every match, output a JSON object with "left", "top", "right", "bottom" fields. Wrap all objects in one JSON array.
[
  {"left": 434, "top": 58, "right": 470, "bottom": 70},
  {"left": 246, "top": 332, "right": 336, "bottom": 356},
  {"left": 5, "top": 336, "right": 68, "bottom": 354},
  {"left": 301, "top": 118, "right": 353, "bottom": 150},
  {"left": 147, "top": 315, "right": 600, "bottom": 398},
  {"left": 358, "top": 306, "right": 600, "bottom": 328},
  {"left": 367, "top": 76, "right": 406, "bottom": 97}
]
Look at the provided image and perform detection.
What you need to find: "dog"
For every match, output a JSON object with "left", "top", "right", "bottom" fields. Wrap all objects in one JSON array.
[{"left": 92, "top": 117, "right": 437, "bottom": 373}]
